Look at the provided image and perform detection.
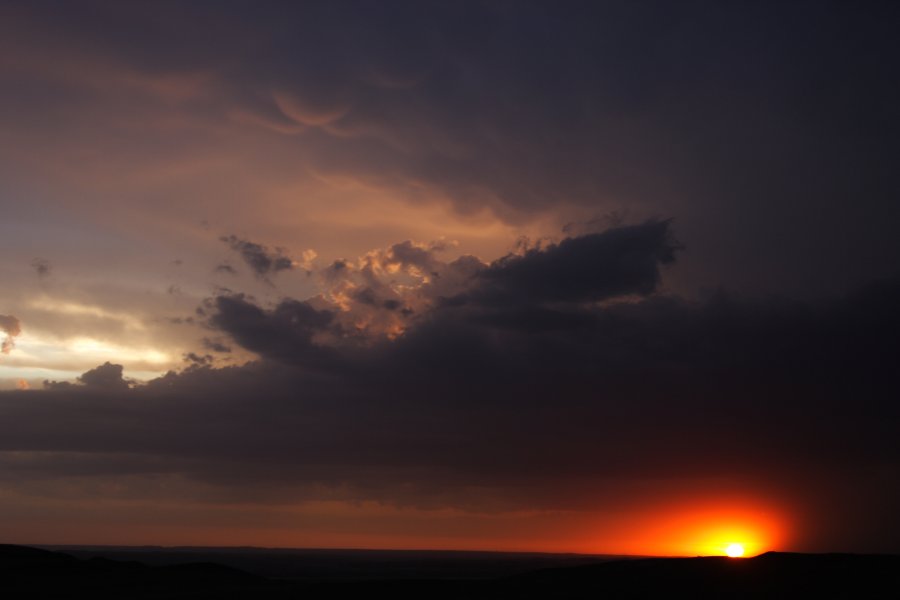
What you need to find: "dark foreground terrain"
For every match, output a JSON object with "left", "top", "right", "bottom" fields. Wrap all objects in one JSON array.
[{"left": 2, "top": 544, "right": 899, "bottom": 599}]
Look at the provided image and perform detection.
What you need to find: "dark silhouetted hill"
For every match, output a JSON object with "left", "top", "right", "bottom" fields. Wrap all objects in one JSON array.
[
  {"left": 0, "top": 544, "right": 264, "bottom": 599},
  {"left": 2, "top": 544, "right": 899, "bottom": 599},
  {"left": 41, "top": 545, "right": 617, "bottom": 580},
  {"left": 516, "top": 551, "right": 900, "bottom": 598}
]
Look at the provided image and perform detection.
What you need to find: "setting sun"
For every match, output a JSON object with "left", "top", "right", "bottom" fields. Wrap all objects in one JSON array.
[{"left": 594, "top": 497, "right": 788, "bottom": 557}]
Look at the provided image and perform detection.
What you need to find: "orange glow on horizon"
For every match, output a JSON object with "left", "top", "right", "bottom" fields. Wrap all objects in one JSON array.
[
  {"left": 579, "top": 495, "right": 789, "bottom": 557},
  {"left": 632, "top": 505, "right": 785, "bottom": 557},
  {"left": 0, "top": 491, "right": 791, "bottom": 556}
]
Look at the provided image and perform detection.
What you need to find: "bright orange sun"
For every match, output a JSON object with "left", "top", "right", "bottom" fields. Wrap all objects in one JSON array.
[{"left": 725, "top": 543, "right": 745, "bottom": 558}]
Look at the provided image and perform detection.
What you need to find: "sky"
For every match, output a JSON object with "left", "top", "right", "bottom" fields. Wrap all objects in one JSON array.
[{"left": 0, "top": 0, "right": 899, "bottom": 555}]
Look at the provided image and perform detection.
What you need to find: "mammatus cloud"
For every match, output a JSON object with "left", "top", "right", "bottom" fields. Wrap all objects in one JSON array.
[
  {"left": 0, "top": 1, "right": 896, "bottom": 312},
  {"left": 0, "top": 314, "right": 21, "bottom": 354}
]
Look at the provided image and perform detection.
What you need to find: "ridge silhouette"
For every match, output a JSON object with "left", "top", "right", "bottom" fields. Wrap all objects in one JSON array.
[{"left": 2, "top": 544, "right": 898, "bottom": 599}]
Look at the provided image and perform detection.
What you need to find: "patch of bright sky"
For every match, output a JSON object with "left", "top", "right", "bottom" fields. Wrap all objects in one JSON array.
[{"left": 0, "top": 330, "right": 172, "bottom": 389}]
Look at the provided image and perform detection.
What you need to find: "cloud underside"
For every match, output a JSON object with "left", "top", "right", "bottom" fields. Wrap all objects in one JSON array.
[
  {"left": 1, "top": 222, "right": 898, "bottom": 530},
  {"left": 220, "top": 235, "right": 295, "bottom": 278},
  {"left": 2, "top": 0, "right": 898, "bottom": 304},
  {"left": 0, "top": 314, "right": 22, "bottom": 354}
]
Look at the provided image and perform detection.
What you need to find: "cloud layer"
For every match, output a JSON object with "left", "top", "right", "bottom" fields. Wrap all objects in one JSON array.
[
  {"left": 221, "top": 235, "right": 296, "bottom": 279},
  {"left": 0, "top": 314, "right": 21, "bottom": 354},
  {"left": 2, "top": 222, "right": 899, "bottom": 550},
  {"left": 2, "top": 0, "right": 898, "bottom": 299}
]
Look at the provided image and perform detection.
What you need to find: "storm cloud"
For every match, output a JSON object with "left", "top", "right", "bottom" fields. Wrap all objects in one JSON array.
[
  {"left": 221, "top": 235, "right": 296, "bottom": 279},
  {"left": 2, "top": 220, "right": 899, "bottom": 548},
  {"left": 31, "top": 258, "right": 51, "bottom": 278},
  {"left": 0, "top": 314, "right": 21, "bottom": 354},
  {"left": 1, "top": 1, "right": 897, "bottom": 299},
  {"left": 204, "top": 293, "right": 337, "bottom": 368},
  {"left": 468, "top": 219, "right": 678, "bottom": 306}
]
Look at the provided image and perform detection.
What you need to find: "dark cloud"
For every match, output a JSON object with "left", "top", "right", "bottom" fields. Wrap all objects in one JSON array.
[
  {"left": 78, "top": 362, "right": 131, "bottom": 389},
  {"left": 187, "top": 223, "right": 900, "bottom": 513},
  {"left": 384, "top": 240, "right": 447, "bottom": 276},
  {"left": 2, "top": 1, "right": 896, "bottom": 298},
  {"left": 321, "top": 259, "right": 349, "bottom": 282},
  {"left": 186, "top": 1, "right": 896, "bottom": 295},
  {"left": 31, "top": 257, "right": 51, "bottom": 278},
  {"left": 3, "top": 266, "right": 900, "bottom": 547},
  {"left": 201, "top": 337, "right": 232, "bottom": 353},
  {"left": 43, "top": 361, "right": 131, "bottom": 391},
  {"left": 293, "top": 222, "right": 676, "bottom": 344},
  {"left": 382, "top": 299, "right": 402, "bottom": 311},
  {"left": 0, "top": 314, "right": 21, "bottom": 354},
  {"left": 205, "top": 294, "right": 337, "bottom": 368},
  {"left": 209, "top": 223, "right": 679, "bottom": 358},
  {"left": 351, "top": 286, "right": 379, "bottom": 307},
  {"left": 467, "top": 220, "right": 679, "bottom": 307},
  {"left": 214, "top": 263, "right": 238, "bottom": 276},
  {"left": 220, "top": 235, "right": 295, "bottom": 279},
  {"left": 183, "top": 352, "right": 214, "bottom": 366}
]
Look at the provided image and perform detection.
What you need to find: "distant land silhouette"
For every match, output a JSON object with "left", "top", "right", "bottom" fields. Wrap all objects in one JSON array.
[{"left": 3, "top": 544, "right": 899, "bottom": 599}]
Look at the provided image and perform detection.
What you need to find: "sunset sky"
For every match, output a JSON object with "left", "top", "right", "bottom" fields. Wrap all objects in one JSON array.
[{"left": 1, "top": 0, "right": 899, "bottom": 555}]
